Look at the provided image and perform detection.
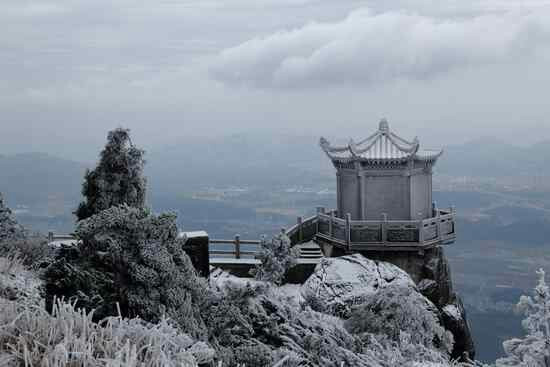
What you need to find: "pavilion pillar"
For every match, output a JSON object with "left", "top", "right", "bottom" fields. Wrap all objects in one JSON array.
[
  {"left": 345, "top": 213, "right": 351, "bottom": 250},
  {"left": 336, "top": 171, "right": 342, "bottom": 218},
  {"left": 381, "top": 213, "right": 388, "bottom": 243},
  {"left": 329, "top": 210, "right": 334, "bottom": 237},
  {"left": 356, "top": 161, "right": 363, "bottom": 220}
]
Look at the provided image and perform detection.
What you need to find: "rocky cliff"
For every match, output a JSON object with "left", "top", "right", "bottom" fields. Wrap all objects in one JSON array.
[
  {"left": 210, "top": 254, "right": 466, "bottom": 366},
  {"left": 356, "top": 247, "right": 475, "bottom": 360}
]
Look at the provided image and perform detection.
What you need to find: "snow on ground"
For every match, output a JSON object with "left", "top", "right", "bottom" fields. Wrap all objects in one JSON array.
[{"left": 443, "top": 304, "right": 462, "bottom": 321}]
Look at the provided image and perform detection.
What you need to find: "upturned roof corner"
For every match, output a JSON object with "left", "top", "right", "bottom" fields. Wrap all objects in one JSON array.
[{"left": 320, "top": 118, "right": 442, "bottom": 164}]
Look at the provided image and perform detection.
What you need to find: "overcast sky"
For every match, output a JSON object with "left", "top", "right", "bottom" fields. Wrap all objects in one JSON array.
[{"left": 2, "top": 0, "right": 550, "bottom": 160}]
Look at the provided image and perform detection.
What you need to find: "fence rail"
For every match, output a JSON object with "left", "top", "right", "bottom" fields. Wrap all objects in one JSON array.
[{"left": 209, "top": 235, "right": 261, "bottom": 259}]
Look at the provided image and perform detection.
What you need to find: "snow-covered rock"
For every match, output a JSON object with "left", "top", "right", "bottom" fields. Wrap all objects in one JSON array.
[
  {"left": 301, "top": 253, "right": 415, "bottom": 317},
  {"left": 443, "top": 305, "right": 461, "bottom": 321},
  {"left": 209, "top": 267, "right": 455, "bottom": 367},
  {"left": 300, "top": 254, "right": 454, "bottom": 353}
]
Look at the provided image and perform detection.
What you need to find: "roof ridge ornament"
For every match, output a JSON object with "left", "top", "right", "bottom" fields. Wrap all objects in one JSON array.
[{"left": 379, "top": 118, "right": 389, "bottom": 133}]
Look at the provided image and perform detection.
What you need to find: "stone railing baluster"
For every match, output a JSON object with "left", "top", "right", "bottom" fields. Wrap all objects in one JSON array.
[{"left": 235, "top": 234, "right": 241, "bottom": 259}]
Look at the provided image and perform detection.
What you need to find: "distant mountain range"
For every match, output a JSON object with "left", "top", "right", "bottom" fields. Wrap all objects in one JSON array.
[
  {"left": 1, "top": 136, "right": 549, "bottom": 210},
  {"left": 145, "top": 134, "right": 333, "bottom": 194}
]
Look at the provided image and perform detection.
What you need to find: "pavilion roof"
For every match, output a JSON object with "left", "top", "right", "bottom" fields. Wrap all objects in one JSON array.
[{"left": 320, "top": 119, "right": 442, "bottom": 163}]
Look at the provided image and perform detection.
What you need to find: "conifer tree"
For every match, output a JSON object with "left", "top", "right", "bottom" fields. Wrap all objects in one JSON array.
[
  {"left": 0, "top": 192, "right": 26, "bottom": 244},
  {"left": 75, "top": 128, "right": 146, "bottom": 221},
  {"left": 497, "top": 268, "right": 550, "bottom": 367}
]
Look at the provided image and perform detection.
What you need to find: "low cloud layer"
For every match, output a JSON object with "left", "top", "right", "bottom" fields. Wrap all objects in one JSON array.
[
  {"left": 212, "top": 8, "right": 550, "bottom": 88},
  {"left": 2, "top": 1, "right": 550, "bottom": 158}
]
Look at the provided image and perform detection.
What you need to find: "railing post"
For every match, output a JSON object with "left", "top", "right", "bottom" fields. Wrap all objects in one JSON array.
[
  {"left": 381, "top": 213, "right": 387, "bottom": 243},
  {"left": 48, "top": 231, "right": 54, "bottom": 243},
  {"left": 450, "top": 205, "right": 456, "bottom": 233},
  {"left": 329, "top": 211, "right": 334, "bottom": 238},
  {"left": 418, "top": 220, "right": 424, "bottom": 244},
  {"left": 235, "top": 234, "right": 241, "bottom": 259},
  {"left": 345, "top": 213, "right": 351, "bottom": 250},
  {"left": 432, "top": 201, "right": 437, "bottom": 217},
  {"left": 315, "top": 207, "right": 324, "bottom": 234},
  {"left": 297, "top": 216, "right": 303, "bottom": 243}
]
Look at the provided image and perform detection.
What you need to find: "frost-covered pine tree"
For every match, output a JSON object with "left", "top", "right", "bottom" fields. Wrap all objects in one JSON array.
[
  {"left": 44, "top": 205, "right": 209, "bottom": 339},
  {"left": 496, "top": 268, "right": 550, "bottom": 367},
  {"left": 250, "top": 230, "right": 299, "bottom": 285},
  {"left": 0, "top": 192, "right": 26, "bottom": 245},
  {"left": 75, "top": 128, "right": 146, "bottom": 221}
]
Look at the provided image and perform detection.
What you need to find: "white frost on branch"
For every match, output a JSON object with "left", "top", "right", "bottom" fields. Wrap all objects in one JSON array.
[{"left": 496, "top": 268, "right": 550, "bottom": 367}]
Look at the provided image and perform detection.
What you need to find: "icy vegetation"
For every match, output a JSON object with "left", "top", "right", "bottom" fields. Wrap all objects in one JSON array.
[
  {"left": 0, "top": 193, "right": 26, "bottom": 243},
  {"left": 250, "top": 230, "right": 299, "bottom": 285},
  {"left": 0, "top": 299, "right": 214, "bottom": 366},
  {"left": 75, "top": 128, "right": 146, "bottom": 221},
  {"left": 44, "top": 205, "right": 209, "bottom": 338},
  {"left": 0, "top": 193, "right": 26, "bottom": 246},
  {"left": 495, "top": 269, "right": 550, "bottom": 366}
]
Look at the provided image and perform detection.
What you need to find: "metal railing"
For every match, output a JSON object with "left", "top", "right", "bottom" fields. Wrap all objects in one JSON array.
[{"left": 209, "top": 235, "right": 261, "bottom": 259}]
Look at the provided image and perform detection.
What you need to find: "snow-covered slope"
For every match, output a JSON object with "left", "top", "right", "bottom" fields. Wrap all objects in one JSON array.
[{"left": 210, "top": 254, "right": 467, "bottom": 366}]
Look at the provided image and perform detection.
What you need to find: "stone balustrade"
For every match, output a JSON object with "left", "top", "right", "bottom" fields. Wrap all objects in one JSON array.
[{"left": 288, "top": 207, "right": 456, "bottom": 251}]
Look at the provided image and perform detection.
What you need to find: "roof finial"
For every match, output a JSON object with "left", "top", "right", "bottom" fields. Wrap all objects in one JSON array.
[{"left": 379, "top": 118, "right": 389, "bottom": 133}]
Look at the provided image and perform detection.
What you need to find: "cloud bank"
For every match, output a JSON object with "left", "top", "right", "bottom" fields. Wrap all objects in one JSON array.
[{"left": 211, "top": 8, "right": 550, "bottom": 88}]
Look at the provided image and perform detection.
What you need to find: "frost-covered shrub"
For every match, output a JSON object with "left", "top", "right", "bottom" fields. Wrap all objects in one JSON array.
[
  {"left": 233, "top": 342, "right": 274, "bottom": 367},
  {"left": 43, "top": 205, "right": 209, "bottom": 339},
  {"left": 0, "top": 192, "right": 26, "bottom": 245},
  {"left": 251, "top": 231, "right": 299, "bottom": 285},
  {"left": 75, "top": 128, "right": 147, "bottom": 221},
  {"left": 0, "top": 194, "right": 49, "bottom": 268},
  {"left": 0, "top": 236, "right": 52, "bottom": 269},
  {"left": 0, "top": 298, "right": 213, "bottom": 366},
  {"left": 496, "top": 268, "right": 550, "bottom": 367},
  {"left": 0, "top": 251, "right": 43, "bottom": 306},
  {"left": 345, "top": 283, "right": 454, "bottom": 354}
]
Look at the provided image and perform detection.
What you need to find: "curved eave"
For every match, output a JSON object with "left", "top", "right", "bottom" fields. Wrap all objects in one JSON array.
[
  {"left": 328, "top": 155, "right": 412, "bottom": 165},
  {"left": 414, "top": 149, "right": 444, "bottom": 162},
  {"left": 320, "top": 134, "right": 419, "bottom": 161},
  {"left": 326, "top": 150, "right": 443, "bottom": 165}
]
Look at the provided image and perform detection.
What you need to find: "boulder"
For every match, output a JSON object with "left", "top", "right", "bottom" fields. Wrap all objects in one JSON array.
[
  {"left": 301, "top": 253, "right": 414, "bottom": 317},
  {"left": 209, "top": 268, "right": 454, "bottom": 367}
]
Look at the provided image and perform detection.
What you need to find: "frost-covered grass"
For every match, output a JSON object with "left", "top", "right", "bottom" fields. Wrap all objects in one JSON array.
[
  {"left": 0, "top": 251, "right": 25, "bottom": 276},
  {"left": 0, "top": 298, "right": 214, "bottom": 366},
  {"left": 0, "top": 250, "right": 485, "bottom": 367}
]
